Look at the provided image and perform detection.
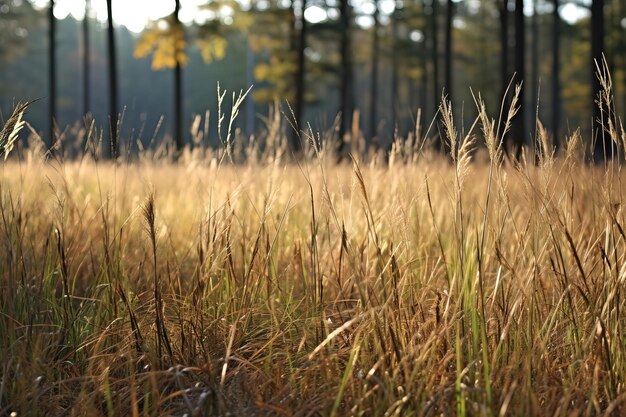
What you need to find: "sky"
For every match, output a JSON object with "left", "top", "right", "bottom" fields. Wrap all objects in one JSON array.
[
  {"left": 32, "top": 0, "right": 592, "bottom": 34},
  {"left": 34, "top": 0, "right": 208, "bottom": 32}
]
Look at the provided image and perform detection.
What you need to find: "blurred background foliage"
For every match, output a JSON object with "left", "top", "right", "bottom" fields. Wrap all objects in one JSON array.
[{"left": 0, "top": 0, "right": 624, "bottom": 153}]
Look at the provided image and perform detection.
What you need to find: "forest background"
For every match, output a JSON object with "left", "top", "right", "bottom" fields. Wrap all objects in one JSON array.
[{"left": 0, "top": 0, "right": 624, "bottom": 155}]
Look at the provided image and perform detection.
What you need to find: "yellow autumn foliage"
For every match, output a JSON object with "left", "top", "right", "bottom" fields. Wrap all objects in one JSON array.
[
  {"left": 134, "top": 20, "right": 188, "bottom": 70},
  {"left": 196, "top": 36, "right": 227, "bottom": 63}
]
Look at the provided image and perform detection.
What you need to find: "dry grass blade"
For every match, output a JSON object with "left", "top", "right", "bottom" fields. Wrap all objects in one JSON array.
[
  {"left": 565, "top": 129, "right": 582, "bottom": 163},
  {"left": 536, "top": 119, "right": 554, "bottom": 167},
  {"left": 351, "top": 154, "right": 369, "bottom": 206},
  {"left": 440, "top": 96, "right": 458, "bottom": 160},
  {"left": 142, "top": 191, "right": 173, "bottom": 365},
  {"left": 308, "top": 315, "right": 362, "bottom": 361},
  {"left": 456, "top": 133, "right": 476, "bottom": 190},
  {"left": 619, "top": 120, "right": 626, "bottom": 158},
  {"left": 502, "top": 84, "right": 521, "bottom": 146},
  {"left": 472, "top": 91, "right": 500, "bottom": 165},
  {"left": 0, "top": 101, "right": 34, "bottom": 160}
]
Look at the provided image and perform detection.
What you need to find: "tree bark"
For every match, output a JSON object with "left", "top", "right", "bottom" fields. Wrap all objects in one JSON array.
[
  {"left": 292, "top": 0, "right": 306, "bottom": 154},
  {"left": 499, "top": 0, "right": 509, "bottom": 106},
  {"left": 552, "top": 0, "right": 560, "bottom": 150},
  {"left": 421, "top": 0, "right": 429, "bottom": 123},
  {"left": 106, "top": 0, "right": 118, "bottom": 158},
  {"left": 82, "top": 0, "right": 90, "bottom": 118},
  {"left": 591, "top": 0, "right": 609, "bottom": 159},
  {"left": 431, "top": 0, "right": 439, "bottom": 111},
  {"left": 369, "top": 0, "right": 380, "bottom": 143},
  {"left": 173, "top": 0, "right": 184, "bottom": 151},
  {"left": 49, "top": 0, "right": 56, "bottom": 148},
  {"left": 338, "top": 0, "right": 352, "bottom": 144},
  {"left": 430, "top": 0, "right": 441, "bottom": 151},
  {"left": 512, "top": 0, "right": 525, "bottom": 159},
  {"left": 621, "top": 0, "right": 626, "bottom": 119},
  {"left": 245, "top": 38, "right": 255, "bottom": 136},
  {"left": 391, "top": 1, "right": 399, "bottom": 137},
  {"left": 444, "top": 0, "right": 453, "bottom": 103},
  {"left": 531, "top": 0, "right": 538, "bottom": 146}
]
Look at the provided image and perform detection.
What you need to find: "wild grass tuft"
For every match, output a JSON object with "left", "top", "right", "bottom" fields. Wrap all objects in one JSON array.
[{"left": 1, "top": 80, "right": 626, "bottom": 416}]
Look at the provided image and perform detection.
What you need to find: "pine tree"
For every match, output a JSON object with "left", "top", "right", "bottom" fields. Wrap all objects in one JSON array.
[
  {"left": 338, "top": 0, "right": 352, "bottom": 142},
  {"left": 591, "top": 0, "right": 609, "bottom": 159},
  {"left": 173, "top": 0, "right": 184, "bottom": 151},
  {"left": 106, "top": 0, "right": 118, "bottom": 158},
  {"left": 512, "top": 0, "right": 525, "bottom": 159},
  {"left": 552, "top": 0, "right": 560, "bottom": 149},
  {"left": 82, "top": 0, "right": 90, "bottom": 117},
  {"left": 369, "top": 0, "right": 380, "bottom": 143},
  {"left": 49, "top": 0, "right": 56, "bottom": 148}
]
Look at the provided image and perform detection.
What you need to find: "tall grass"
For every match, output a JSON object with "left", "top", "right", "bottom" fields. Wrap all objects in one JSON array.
[{"left": 0, "top": 78, "right": 626, "bottom": 416}]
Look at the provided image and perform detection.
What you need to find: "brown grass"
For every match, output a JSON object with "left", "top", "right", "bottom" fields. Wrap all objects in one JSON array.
[{"left": 1, "top": 80, "right": 626, "bottom": 416}]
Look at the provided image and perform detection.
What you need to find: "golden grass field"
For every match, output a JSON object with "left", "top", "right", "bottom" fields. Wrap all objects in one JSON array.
[
  {"left": 1, "top": 147, "right": 625, "bottom": 416},
  {"left": 1, "top": 92, "right": 626, "bottom": 416}
]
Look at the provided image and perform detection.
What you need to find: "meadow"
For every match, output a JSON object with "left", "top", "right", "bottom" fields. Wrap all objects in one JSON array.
[{"left": 0, "top": 93, "right": 625, "bottom": 416}]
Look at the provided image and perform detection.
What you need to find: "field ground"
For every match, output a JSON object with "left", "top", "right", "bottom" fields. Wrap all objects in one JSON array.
[{"left": 1, "top": 144, "right": 625, "bottom": 416}]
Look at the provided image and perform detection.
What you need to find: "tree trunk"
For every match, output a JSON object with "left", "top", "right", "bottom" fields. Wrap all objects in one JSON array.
[
  {"left": 338, "top": 0, "right": 352, "bottom": 140},
  {"left": 606, "top": 0, "right": 617, "bottom": 110},
  {"left": 369, "top": 0, "right": 380, "bottom": 144},
  {"left": 531, "top": 0, "right": 538, "bottom": 146},
  {"left": 499, "top": 0, "right": 509, "bottom": 105},
  {"left": 591, "top": 0, "right": 609, "bottom": 159},
  {"left": 619, "top": 2, "right": 625, "bottom": 118},
  {"left": 444, "top": 0, "right": 453, "bottom": 103},
  {"left": 431, "top": 0, "right": 439, "bottom": 110},
  {"left": 173, "top": 0, "right": 184, "bottom": 151},
  {"left": 82, "top": 0, "right": 90, "bottom": 118},
  {"left": 106, "top": 0, "right": 118, "bottom": 158},
  {"left": 245, "top": 38, "right": 255, "bottom": 136},
  {"left": 621, "top": 0, "right": 626, "bottom": 119},
  {"left": 431, "top": 0, "right": 441, "bottom": 151},
  {"left": 512, "top": 0, "right": 525, "bottom": 159},
  {"left": 49, "top": 0, "right": 56, "bottom": 148},
  {"left": 391, "top": 1, "right": 399, "bottom": 137},
  {"left": 421, "top": 0, "right": 429, "bottom": 123},
  {"left": 292, "top": 0, "right": 306, "bottom": 155},
  {"left": 552, "top": 0, "right": 560, "bottom": 150}
]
